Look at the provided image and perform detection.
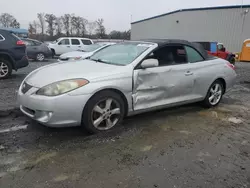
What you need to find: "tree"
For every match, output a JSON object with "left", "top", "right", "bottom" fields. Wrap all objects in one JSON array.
[
  {"left": 37, "top": 13, "right": 46, "bottom": 35},
  {"left": 87, "top": 21, "right": 97, "bottom": 36},
  {"left": 28, "top": 23, "right": 35, "bottom": 35},
  {"left": 109, "top": 30, "right": 122, "bottom": 39},
  {"left": 32, "top": 21, "right": 39, "bottom": 34},
  {"left": 71, "top": 15, "right": 87, "bottom": 36},
  {"left": 95, "top": 19, "right": 106, "bottom": 38},
  {"left": 45, "top": 13, "right": 56, "bottom": 37},
  {"left": 0, "top": 13, "right": 20, "bottom": 28},
  {"left": 55, "top": 17, "right": 63, "bottom": 36},
  {"left": 9, "top": 19, "right": 20, "bottom": 28},
  {"left": 61, "top": 14, "right": 71, "bottom": 36}
]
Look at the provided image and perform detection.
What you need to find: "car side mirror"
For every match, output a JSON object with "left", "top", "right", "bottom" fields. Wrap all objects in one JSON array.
[{"left": 141, "top": 59, "right": 159, "bottom": 69}]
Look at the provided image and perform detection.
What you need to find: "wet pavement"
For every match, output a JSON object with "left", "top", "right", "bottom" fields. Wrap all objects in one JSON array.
[{"left": 1, "top": 61, "right": 250, "bottom": 188}]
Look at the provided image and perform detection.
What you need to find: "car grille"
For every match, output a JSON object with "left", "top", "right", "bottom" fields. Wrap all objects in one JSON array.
[{"left": 21, "top": 82, "right": 32, "bottom": 94}]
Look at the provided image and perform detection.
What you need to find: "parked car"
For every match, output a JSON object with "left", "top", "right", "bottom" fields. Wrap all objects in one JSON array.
[
  {"left": 21, "top": 38, "right": 52, "bottom": 61},
  {"left": 58, "top": 42, "right": 116, "bottom": 61},
  {"left": 18, "top": 39, "right": 236, "bottom": 133},
  {"left": 0, "top": 29, "right": 29, "bottom": 79},
  {"left": 48, "top": 37, "right": 94, "bottom": 56}
]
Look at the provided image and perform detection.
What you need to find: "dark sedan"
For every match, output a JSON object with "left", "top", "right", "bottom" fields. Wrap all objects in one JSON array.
[{"left": 21, "top": 38, "right": 52, "bottom": 61}]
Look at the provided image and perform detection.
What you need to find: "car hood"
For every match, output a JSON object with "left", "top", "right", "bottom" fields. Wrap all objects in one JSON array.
[
  {"left": 25, "top": 60, "right": 127, "bottom": 88},
  {"left": 60, "top": 51, "right": 92, "bottom": 59}
]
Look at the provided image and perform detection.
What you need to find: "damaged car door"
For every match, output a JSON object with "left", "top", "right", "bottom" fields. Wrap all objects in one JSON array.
[{"left": 132, "top": 45, "right": 196, "bottom": 111}]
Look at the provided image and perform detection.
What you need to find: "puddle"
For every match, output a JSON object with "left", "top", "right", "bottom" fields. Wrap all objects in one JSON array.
[
  {"left": 179, "top": 130, "right": 192, "bottom": 135},
  {"left": 198, "top": 110, "right": 227, "bottom": 119},
  {"left": 228, "top": 117, "right": 243, "bottom": 124},
  {"left": 141, "top": 145, "right": 153, "bottom": 152},
  {"left": 53, "top": 175, "right": 69, "bottom": 182},
  {"left": 197, "top": 152, "right": 211, "bottom": 157}
]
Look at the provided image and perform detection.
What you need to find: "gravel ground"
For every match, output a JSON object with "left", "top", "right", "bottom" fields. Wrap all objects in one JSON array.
[{"left": 0, "top": 61, "right": 250, "bottom": 188}]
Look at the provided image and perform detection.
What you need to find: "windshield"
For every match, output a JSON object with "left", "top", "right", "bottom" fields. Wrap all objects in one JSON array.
[
  {"left": 52, "top": 39, "right": 58, "bottom": 44},
  {"left": 89, "top": 43, "right": 151, "bottom": 66},
  {"left": 81, "top": 44, "right": 102, "bottom": 52}
]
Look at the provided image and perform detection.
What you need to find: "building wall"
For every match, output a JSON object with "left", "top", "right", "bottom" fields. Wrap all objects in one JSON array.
[{"left": 131, "top": 7, "right": 250, "bottom": 52}]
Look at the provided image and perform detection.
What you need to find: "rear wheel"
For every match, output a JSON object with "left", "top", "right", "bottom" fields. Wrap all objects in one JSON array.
[
  {"left": 0, "top": 59, "right": 12, "bottom": 79},
  {"left": 202, "top": 80, "right": 224, "bottom": 108},
  {"left": 36, "top": 53, "right": 45, "bottom": 61},
  {"left": 82, "top": 90, "right": 125, "bottom": 134}
]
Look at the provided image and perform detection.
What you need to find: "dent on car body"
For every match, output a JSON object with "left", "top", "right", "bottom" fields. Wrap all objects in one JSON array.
[{"left": 132, "top": 68, "right": 171, "bottom": 110}]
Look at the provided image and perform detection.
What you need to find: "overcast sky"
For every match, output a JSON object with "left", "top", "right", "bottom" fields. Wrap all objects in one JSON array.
[{"left": 1, "top": 0, "right": 247, "bottom": 32}]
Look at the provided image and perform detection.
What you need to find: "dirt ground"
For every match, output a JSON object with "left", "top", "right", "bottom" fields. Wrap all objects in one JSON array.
[{"left": 0, "top": 62, "right": 250, "bottom": 188}]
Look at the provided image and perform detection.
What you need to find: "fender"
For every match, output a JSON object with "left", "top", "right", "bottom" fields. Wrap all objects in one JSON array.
[{"left": 0, "top": 52, "right": 16, "bottom": 70}]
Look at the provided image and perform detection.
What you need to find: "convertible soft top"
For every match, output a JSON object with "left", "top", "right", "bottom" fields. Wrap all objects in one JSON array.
[{"left": 137, "top": 39, "right": 209, "bottom": 60}]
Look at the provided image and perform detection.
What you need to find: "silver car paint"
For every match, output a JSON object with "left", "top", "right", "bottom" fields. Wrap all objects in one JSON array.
[{"left": 18, "top": 42, "right": 236, "bottom": 127}]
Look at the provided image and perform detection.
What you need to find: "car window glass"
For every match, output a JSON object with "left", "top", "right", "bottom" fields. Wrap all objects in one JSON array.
[
  {"left": 59, "top": 39, "right": 69, "bottom": 45},
  {"left": 149, "top": 45, "right": 188, "bottom": 66},
  {"left": 71, "top": 39, "right": 80, "bottom": 45},
  {"left": 185, "top": 46, "right": 204, "bottom": 63},
  {"left": 90, "top": 43, "right": 150, "bottom": 66},
  {"left": 23, "top": 40, "right": 34, "bottom": 46},
  {"left": 34, "top": 41, "right": 42, "bottom": 46},
  {"left": 81, "top": 44, "right": 102, "bottom": 52},
  {"left": 81, "top": 39, "right": 92, "bottom": 45}
]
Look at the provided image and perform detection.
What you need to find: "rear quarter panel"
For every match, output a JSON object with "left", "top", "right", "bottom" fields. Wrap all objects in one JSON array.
[{"left": 192, "top": 58, "right": 236, "bottom": 98}]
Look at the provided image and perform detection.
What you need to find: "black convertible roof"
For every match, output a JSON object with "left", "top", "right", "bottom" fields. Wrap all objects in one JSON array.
[{"left": 137, "top": 39, "right": 209, "bottom": 59}]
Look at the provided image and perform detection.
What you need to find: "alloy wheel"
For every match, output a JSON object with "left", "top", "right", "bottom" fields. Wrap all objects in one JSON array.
[
  {"left": 0, "top": 62, "right": 9, "bottom": 78},
  {"left": 208, "top": 83, "right": 223, "bottom": 105},
  {"left": 37, "top": 53, "right": 45, "bottom": 61},
  {"left": 91, "top": 98, "right": 121, "bottom": 131}
]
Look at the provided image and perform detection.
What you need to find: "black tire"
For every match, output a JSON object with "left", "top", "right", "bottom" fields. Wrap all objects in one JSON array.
[
  {"left": 51, "top": 49, "right": 55, "bottom": 58},
  {"left": 82, "top": 90, "right": 125, "bottom": 134},
  {"left": 229, "top": 57, "right": 235, "bottom": 65},
  {"left": 202, "top": 80, "right": 224, "bottom": 108},
  {"left": 0, "top": 58, "right": 12, "bottom": 79}
]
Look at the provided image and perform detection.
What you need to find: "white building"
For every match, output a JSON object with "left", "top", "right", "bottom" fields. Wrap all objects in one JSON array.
[{"left": 131, "top": 5, "right": 250, "bottom": 52}]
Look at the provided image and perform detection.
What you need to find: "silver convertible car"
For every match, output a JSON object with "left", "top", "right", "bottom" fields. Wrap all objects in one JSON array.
[{"left": 18, "top": 39, "right": 236, "bottom": 133}]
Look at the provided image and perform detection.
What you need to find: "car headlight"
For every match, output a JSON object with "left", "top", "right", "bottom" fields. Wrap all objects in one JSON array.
[{"left": 36, "top": 79, "right": 89, "bottom": 96}]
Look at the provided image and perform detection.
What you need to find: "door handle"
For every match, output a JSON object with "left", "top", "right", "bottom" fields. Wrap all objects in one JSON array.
[
  {"left": 66, "top": 46, "right": 70, "bottom": 48},
  {"left": 185, "top": 71, "right": 193, "bottom": 76}
]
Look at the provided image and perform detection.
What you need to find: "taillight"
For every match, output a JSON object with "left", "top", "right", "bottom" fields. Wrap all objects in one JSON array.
[
  {"left": 16, "top": 40, "right": 25, "bottom": 46},
  {"left": 227, "top": 62, "right": 235, "bottom": 70}
]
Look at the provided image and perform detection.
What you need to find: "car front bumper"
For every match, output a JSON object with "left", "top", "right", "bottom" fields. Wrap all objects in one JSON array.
[{"left": 18, "top": 86, "right": 92, "bottom": 127}]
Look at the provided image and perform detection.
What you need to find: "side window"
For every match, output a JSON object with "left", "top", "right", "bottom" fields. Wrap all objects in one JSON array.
[
  {"left": 71, "top": 39, "right": 80, "bottom": 45},
  {"left": 58, "top": 39, "right": 69, "bottom": 45},
  {"left": 34, "top": 41, "right": 42, "bottom": 46},
  {"left": 185, "top": 46, "right": 204, "bottom": 63},
  {"left": 81, "top": 39, "right": 92, "bottom": 45},
  {"left": 150, "top": 45, "right": 188, "bottom": 66},
  {"left": 0, "top": 34, "right": 5, "bottom": 41},
  {"left": 23, "top": 40, "right": 34, "bottom": 46}
]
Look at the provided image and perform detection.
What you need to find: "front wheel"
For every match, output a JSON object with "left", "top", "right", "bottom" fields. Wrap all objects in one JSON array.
[
  {"left": 202, "top": 80, "right": 224, "bottom": 108},
  {"left": 0, "top": 59, "right": 12, "bottom": 79},
  {"left": 82, "top": 90, "right": 125, "bottom": 134}
]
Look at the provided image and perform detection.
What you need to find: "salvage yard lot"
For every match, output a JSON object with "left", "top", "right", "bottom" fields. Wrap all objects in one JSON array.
[{"left": 1, "top": 61, "right": 250, "bottom": 187}]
